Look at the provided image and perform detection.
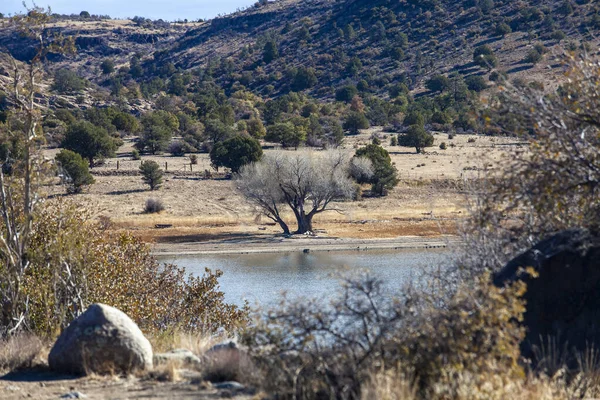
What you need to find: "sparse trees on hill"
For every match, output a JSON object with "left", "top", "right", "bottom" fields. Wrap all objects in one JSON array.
[
  {"left": 236, "top": 151, "right": 361, "bottom": 234},
  {"left": 139, "top": 160, "right": 163, "bottom": 190},
  {"left": 61, "top": 121, "right": 117, "bottom": 166}
]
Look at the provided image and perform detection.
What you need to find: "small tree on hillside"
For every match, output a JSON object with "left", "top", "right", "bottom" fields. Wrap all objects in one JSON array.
[
  {"left": 140, "top": 160, "right": 163, "bottom": 190},
  {"left": 473, "top": 45, "right": 498, "bottom": 70},
  {"left": 263, "top": 40, "right": 279, "bottom": 64},
  {"left": 61, "top": 121, "right": 117, "bottom": 166},
  {"left": 354, "top": 144, "right": 399, "bottom": 196},
  {"left": 237, "top": 151, "right": 361, "bottom": 234},
  {"left": 210, "top": 135, "right": 263, "bottom": 173},
  {"left": 55, "top": 149, "right": 94, "bottom": 194},
  {"left": 426, "top": 75, "right": 451, "bottom": 93},
  {"left": 100, "top": 59, "right": 115, "bottom": 75}
]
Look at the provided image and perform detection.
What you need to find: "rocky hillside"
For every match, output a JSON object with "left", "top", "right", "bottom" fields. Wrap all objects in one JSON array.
[{"left": 1, "top": 0, "right": 599, "bottom": 104}]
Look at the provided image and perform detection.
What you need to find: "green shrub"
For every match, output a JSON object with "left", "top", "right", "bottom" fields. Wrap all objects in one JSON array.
[
  {"left": 55, "top": 149, "right": 94, "bottom": 194},
  {"left": 139, "top": 160, "right": 163, "bottom": 190},
  {"left": 439, "top": 142, "right": 447, "bottom": 150},
  {"left": 354, "top": 144, "right": 398, "bottom": 196},
  {"left": 399, "top": 125, "right": 434, "bottom": 153},
  {"left": 52, "top": 69, "right": 87, "bottom": 94},
  {"left": 210, "top": 135, "right": 263, "bottom": 173},
  {"left": 131, "top": 149, "right": 141, "bottom": 160}
]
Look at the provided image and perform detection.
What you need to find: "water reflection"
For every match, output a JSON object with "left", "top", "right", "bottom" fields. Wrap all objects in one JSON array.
[{"left": 158, "top": 249, "right": 448, "bottom": 307}]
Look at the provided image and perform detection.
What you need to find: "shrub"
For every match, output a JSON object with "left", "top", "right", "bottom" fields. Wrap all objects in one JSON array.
[
  {"left": 439, "top": 142, "right": 447, "bottom": 150},
  {"left": 19, "top": 201, "right": 249, "bottom": 337},
  {"left": 131, "top": 149, "right": 141, "bottom": 160},
  {"left": 525, "top": 48, "right": 543, "bottom": 64},
  {"left": 168, "top": 140, "right": 194, "bottom": 156},
  {"left": 242, "top": 273, "right": 526, "bottom": 399},
  {"left": 495, "top": 22, "right": 512, "bottom": 37},
  {"left": 473, "top": 45, "right": 497, "bottom": 70},
  {"left": 390, "top": 135, "right": 398, "bottom": 146},
  {"left": 140, "top": 160, "right": 163, "bottom": 190},
  {"left": 55, "top": 149, "right": 95, "bottom": 194},
  {"left": 189, "top": 154, "right": 198, "bottom": 165},
  {"left": 144, "top": 198, "right": 165, "bottom": 213},
  {"left": 354, "top": 144, "right": 398, "bottom": 196},
  {"left": 100, "top": 59, "right": 115, "bottom": 75},
  {"left": 425, "top": 74, "right": 450, "bottom": 93},
  {"left": 61, "top": 121, "right": 117, "bottom": 166},
  {"left": 210, "top": 135, "right": 263, "bottom": 173},
  {"left": 335, "top": 85, "right": 358, "bottom": 103},
  {"left": 465, "top": 75, "right": 488, "bottom": 92},
  {"left": 399, "top": 125, "right": 434, "bottom": 153},
  {"left": 52, "top": 69, "right": 86, "bottom": 94},
  {"left": 0, "top": 334, "right": 43, "bottom": 370},
  {"left": 343, "top": 112, "right": 370, "bottom": 135}
]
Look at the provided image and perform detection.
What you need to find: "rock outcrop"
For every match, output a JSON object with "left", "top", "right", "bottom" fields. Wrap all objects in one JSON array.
[
  {"left": 494, "top": 229, "right": 600, "bottom": 363},
  {"left": 49, "top": 303, "right": 153, "bottom": 375}
]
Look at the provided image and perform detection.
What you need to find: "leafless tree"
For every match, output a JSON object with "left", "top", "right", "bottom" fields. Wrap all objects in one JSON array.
[
  {"left": 236, "top": 150, "right": 367, "bottom": 234},
  {"left": 461, "top": 51, "right": 600, "bottom": 273},
  {"left": 0, "top": 7, "right": 74, "bottom": 334}
]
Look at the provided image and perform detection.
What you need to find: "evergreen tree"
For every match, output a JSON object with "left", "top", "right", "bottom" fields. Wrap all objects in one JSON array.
[
  {"left": 139, "top": 160, "right": 163, "bottom": 190},
  {"left": 55, "top": 149, "right": 94, "bottom": 194}
]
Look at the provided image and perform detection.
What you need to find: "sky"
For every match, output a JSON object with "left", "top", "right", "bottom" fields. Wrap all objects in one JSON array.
[{"left": 1, "top": 0, "right": 256, "bottom": 21}]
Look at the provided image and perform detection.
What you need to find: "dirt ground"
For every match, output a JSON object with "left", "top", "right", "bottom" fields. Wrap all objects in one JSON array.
[
  {"left": 0, "top": 369, "right": 255, "bottom": 399},
  {"left": 44, "top": 130, "right": 520, "bottom": 250}
]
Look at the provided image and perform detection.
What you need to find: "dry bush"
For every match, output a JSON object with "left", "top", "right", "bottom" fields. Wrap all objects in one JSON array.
[
  {"left": 461, "top": 51, "right": 600, "bottom": 273},
  {"left": 15, "top": 200, "right": 249, "bottom": 337},
  {"left": 242, "top": 272, "right": 527, "bottom": 399},
  {"left": 144, "top": 198, "right": 165, "bottom": 213},
  {"left": 203, "top": 346, "right": 256, "bottom": 384},
  {"left": 0, "top": 333, "right": 43, "bottom": 370}
]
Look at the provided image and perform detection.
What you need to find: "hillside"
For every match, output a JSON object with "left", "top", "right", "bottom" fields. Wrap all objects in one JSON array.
[{"left": 1, "top": 0, "right": 599, "bottom": 106}]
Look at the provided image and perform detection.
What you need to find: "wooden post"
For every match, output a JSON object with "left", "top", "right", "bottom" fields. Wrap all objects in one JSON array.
[
  {"left": 190, "top": 163, "right": 192, "bottom": 172},
  {"left": 117, "top": 160, "right": 119, "bottom": 170},
  {"left": 165, "top": 162, "right": 168, "bottom": 171}
]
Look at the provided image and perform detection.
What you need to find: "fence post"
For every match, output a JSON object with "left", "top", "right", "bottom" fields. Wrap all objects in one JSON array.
[
  {"left": 190, "top": 164, "right": 193, "bottom": 172},
  {"left": 165, "top": 162, "right": 168, "bottom": 171},
  {"left": 117, "top": 160, "right": 119, "bottom": 170}
]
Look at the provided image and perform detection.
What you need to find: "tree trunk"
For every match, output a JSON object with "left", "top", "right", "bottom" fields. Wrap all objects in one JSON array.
[
  {"left": 295, "top": 213, "right": 314, "bottom": 234},
  {"left": 276, "top": 218, "right": 291, "bottom": 235}
]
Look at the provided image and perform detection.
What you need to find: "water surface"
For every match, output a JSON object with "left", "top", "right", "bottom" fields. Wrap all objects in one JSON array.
[{"left": 159, "top": 249, "right": 448, "bottom": 307}]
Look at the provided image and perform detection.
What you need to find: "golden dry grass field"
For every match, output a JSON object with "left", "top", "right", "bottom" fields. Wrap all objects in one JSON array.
[{"left": 43, "top": 130, "right": 522, "bottom": 248}]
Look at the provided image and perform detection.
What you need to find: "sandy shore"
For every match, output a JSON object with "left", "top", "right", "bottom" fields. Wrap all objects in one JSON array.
[{"left": 151, "top": 234, "right": 460, "bottom": 256}]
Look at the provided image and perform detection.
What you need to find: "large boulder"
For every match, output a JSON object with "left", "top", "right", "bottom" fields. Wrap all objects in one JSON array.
[
  {"left": 49, "top": 303, "right": 153, "bottom": 375},
  {"left": 494, "top": 229, "right": 600, "bottom": 363}
]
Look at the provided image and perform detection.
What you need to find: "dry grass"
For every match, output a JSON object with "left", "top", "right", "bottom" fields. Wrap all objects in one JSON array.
[
  {"left": 0, "top": 334, "right": 44, "bottom": 371},
  {"left": 40, "top": 132, "right": 512, "bottom": 243}
]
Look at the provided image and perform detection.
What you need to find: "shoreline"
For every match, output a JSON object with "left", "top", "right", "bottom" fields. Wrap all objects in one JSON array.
[{"left": 151, "top": 235, "right": 461, "bottom": 256}]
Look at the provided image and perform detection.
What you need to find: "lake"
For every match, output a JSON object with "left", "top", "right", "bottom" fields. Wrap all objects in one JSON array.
[{"left": 158, "top": 249, "right": 449, "bottom": 308}]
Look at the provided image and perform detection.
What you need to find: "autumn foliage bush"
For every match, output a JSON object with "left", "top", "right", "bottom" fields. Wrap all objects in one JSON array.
[{"left": 20, "top": 200, "right": 248, "bottom": 337}]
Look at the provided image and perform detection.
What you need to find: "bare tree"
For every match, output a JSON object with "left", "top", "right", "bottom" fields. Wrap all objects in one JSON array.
[
  {"left": 461, "top": 51, "right": 600, "bottom": 273},
  {"left": 0, "top": 7, "right": 74, "bottom": 334},
  {"left": 236, "top": 150, "right": 366, "bottom": 234}
]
